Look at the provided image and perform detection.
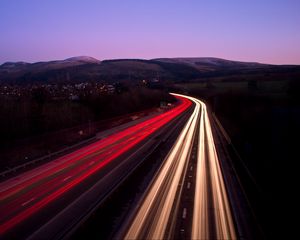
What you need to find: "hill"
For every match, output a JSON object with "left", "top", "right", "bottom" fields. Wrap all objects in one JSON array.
[
  {"left": 0, "top": 57, "right": 299, "bottom": 85},
  {"left": 153, "top": 57, "right": 271, "bottom": 72}
]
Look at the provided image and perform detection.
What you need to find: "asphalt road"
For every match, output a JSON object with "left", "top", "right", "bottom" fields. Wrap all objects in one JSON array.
[
  {"left": 0, "top": 95, "right": 192, "bottom": 240},
  {"left": 1, "top": 93, "right": 255, "bottom": 240},
  {"left": 122, "top": 94, "right": 237, "bottom": 240}
]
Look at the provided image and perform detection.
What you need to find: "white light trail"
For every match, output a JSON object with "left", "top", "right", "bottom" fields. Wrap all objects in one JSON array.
[{"left": 124, "top": 93, "right": 236, "bottom": 240}]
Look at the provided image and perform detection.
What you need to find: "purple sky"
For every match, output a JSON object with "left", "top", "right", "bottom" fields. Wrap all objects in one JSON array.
[{"left": 1, "top": 0, "right": 300, "bottom": 64}]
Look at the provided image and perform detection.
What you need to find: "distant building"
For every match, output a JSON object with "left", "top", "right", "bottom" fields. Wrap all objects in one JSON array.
[
  {"left": 106, "top": 85, "right": 115, "bottom": 93},
  {"left": 69, "top": 94, "right": 79, "bottom": 101}
]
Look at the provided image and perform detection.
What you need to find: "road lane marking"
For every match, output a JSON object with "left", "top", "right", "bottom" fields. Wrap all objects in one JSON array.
[
  {"left": 21, "top": 198, "right": 35, "bottom": 207},
  {"left": 63, "top": 176, "right": 72, "bottom": 182},
  {"left": 182, "top": 208, "right": 187, "bottom": 219},
  {"left": 88, "top": 161, "right": 95, "bottom": 166}
]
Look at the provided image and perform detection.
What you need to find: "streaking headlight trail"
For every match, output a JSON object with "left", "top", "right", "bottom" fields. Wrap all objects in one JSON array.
[{"left": 124, "top": 93, "right": 236, "bottom": 240}]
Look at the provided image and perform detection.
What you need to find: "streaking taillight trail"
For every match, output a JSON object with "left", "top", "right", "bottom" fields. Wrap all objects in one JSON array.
[{"left": 0, "top": 96, "right": 192, "bottom": 235}]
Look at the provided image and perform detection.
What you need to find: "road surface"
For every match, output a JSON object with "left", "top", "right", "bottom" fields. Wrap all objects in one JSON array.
[
  {"left": 0, "top": 95, "right": 192, "bottom": 239},
  {"left": 123, "top": 93, "right": 237, "bottom": 240},
  {"left": 1, "top": 93, "right": 246, "bottom": 240}
]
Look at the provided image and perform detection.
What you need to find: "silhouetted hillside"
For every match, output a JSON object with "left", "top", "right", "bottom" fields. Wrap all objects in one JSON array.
[{"left": 1, "top": 56, "right": 299, "bottom": 85}]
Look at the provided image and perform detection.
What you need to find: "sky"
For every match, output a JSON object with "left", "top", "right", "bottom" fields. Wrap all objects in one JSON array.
[{"left": 1, "top": 0, "right": 300, "bottom": 64}]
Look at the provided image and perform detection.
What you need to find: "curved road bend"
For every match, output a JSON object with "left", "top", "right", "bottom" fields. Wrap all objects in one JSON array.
[
  {"left": 0, "top": 95, "right": 192, "bottom": 239},
  {"left": 124, "top": 93, "right": 237, "bottom": 240}
]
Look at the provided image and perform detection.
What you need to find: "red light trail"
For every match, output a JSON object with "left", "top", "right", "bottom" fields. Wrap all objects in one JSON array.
[{"left": 0, "top": 96, "right": 192, "bottom": 235}]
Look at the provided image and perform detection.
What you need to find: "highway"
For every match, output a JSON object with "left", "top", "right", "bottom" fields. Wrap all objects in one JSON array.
[
  {"left": 123, "top": 94, "right": 237, "bottom": 240},
  {"left": 0, "top": 95, "right": 192, "bottom": 239},
  {"left": 0, "top": 93, "right": 240, "bottom": 240}
]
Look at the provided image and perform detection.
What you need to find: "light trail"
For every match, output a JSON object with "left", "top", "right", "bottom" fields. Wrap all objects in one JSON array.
[
  {"left": 0, "top": 96, "right": 192, "bottom": 235},
  {"left": 124, "top": 93, "right": 237, "bottom": 240},
  {"left": 125, "top": 95, "right": 199, "bottom": 239},
  {"left": 191, "top": 96, "right": 236, "bottom": 240}
]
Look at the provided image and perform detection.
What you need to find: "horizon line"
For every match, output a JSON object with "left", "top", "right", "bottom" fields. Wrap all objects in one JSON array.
[{"left": 1, "top": 55, "right": 300, "bottom": 66}]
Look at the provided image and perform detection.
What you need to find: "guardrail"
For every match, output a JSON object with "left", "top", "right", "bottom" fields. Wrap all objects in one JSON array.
[
  {"left": 0, "top": 136, "right": 96, "bottom": 179},
  {"left": 212, "top": 112, "right": 262, "bottom": 193}
]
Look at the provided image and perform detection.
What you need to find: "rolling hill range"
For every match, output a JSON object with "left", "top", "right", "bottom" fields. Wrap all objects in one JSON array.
[{"left": 1, "top": 56, "right": 299, "bottom": 84}]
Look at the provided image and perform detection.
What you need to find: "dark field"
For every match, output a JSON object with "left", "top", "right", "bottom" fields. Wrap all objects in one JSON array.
[
  {"left": 0, "top": 87, "right": 174, "bottom": 171},
  {"left": 174, "top": 75, "right": 300, "bottom": 239}
]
